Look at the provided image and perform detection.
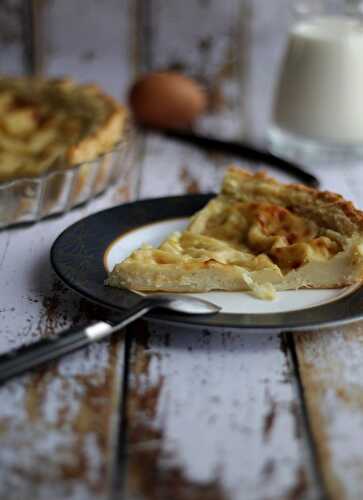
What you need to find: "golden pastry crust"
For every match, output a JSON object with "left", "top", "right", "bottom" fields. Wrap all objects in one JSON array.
[
  {"left": 107, "top": 167, "right": 363, "bottom": 299},
  {"left": 0, "top": 77, "right": 128, "bottom": 182},
  {"left": 222, "top": 168, "right": 363, "bottom": 236}
]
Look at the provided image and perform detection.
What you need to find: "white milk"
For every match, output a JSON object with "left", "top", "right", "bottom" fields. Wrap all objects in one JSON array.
[{"left": 272, "top": 16, "right": 363, "bottom": 144}]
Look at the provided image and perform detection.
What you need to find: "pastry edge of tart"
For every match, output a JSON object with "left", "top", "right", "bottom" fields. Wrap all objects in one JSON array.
[
  {"left": 106, "top": 167, "right": 363, "bottom": 300},
  {"left": 222, "top": 167, "right": 363, "bottom": 237},
  {"left": 106, "top": 240, "right": 363, "bottom": 300},
  {"left": 66, "top": 89, "right": 128, "bottom": 165}
]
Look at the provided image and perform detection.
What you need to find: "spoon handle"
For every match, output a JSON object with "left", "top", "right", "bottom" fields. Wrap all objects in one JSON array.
[
  {"left": 0, "top": 302, "right": 150, "bottom": 384},
  {"left": 159, "top": 128, "right": 319, "bottom": 188}
]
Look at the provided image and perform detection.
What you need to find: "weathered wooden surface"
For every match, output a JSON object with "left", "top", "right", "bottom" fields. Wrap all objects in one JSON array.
[
  {"left": 295, "top": 325, "right": 363, "bottom": 500},
  {"left": 0, "top": 181, "right": 136, "bottom": 500},
  {"left": 123, "top": 2, "right": 318, "bottom": 500},
  {"left": 1, "top": 1, "right": 363, "bottom": 499},
  {"left": 292, "top": 164, "right": 363, "bottom": 500},
  {"left": 0, "top": 1, "right": 137, "bottom": 499},
  {"left": 45, "top": 0, "right": 134, "bottom": 98},
  {"left": 238, "top": 4, "right": 363, "bottom": 498},
  {"left": 125, "top": 324, "right": 318, "bottom": 500},
  {"left": 0, "top": 0, "right": 24, "bottom": 74},
  {"left": 0, "top": 174, "right": 135, "bottom": 500}
]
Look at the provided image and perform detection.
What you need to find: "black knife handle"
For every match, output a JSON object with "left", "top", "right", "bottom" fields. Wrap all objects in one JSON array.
[
  {"left": 159, "top": 128, "right": 319, "bottom": 188},
  {"left": 0, "top": 301, "right": 151, "bottom": 384},
  {"left": 0, "top": 321, "right": 111, "bottom": 383}
]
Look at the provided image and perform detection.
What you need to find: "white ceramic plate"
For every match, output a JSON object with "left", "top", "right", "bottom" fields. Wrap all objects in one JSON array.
[
  {"left": 105, "top": 217, "right": 358, "bottom": 315},
  {"left": 52, "top": 194, "right": 363, "bottom": 331}
]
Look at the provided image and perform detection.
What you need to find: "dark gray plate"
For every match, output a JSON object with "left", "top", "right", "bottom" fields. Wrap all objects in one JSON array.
[{"left": 51, "top": 194, "right": 363, "bottom": 331}]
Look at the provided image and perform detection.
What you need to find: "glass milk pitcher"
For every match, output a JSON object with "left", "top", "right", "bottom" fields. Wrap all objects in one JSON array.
[{"left": 268, "top": 0, "right": 363, "bottom": 162}]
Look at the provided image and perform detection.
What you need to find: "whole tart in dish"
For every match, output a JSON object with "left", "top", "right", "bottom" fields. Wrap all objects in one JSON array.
[
  {"left": 107, "top": 167, "right": 363, "bottom": 300},
  {"left": 0, "top": 77, "right": 129, "bottom": 227},
  {"left": 0, "top": 76, "right": 127, "bottom": 181}
]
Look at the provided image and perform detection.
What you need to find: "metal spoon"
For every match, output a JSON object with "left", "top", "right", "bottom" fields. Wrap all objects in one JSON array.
[{"left": 0, "top": 294, "right": 220, "bottom": 384}]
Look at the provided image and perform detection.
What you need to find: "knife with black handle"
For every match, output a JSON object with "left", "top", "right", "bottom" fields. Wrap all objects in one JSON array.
[
  {"left": 0, "top": 294, "right": 220, "bottom": 384},
  {"left": 155, "top": 128, "right": 319, "bottom": 188}
]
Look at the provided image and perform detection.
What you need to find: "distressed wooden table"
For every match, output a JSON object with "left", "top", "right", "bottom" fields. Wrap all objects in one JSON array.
[{"left": 1, "top": 2, "right": 363, "bottom": 499}]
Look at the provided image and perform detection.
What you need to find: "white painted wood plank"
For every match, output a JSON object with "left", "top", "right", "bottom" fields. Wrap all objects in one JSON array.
[
  {"left": 296, "top": 325, "right": 363, "bottom": 500},
  {"left": 0, "top": 2, "right": 137, "bottom": 498},
  {"left": 3, "top": 0, "right": 363, "bottom": 498},
  {"left": 147, "top": 0, "right": 245, "bottom": 141},
  {"left": 145, "top": 0, "right": 242, "bottom": 80},
  {"left": 137, "top": 133, "right": 219, "bottom": 199},
  {"left": 127, "top": 325, "right": 316, "bottom": 500},
  {"left": 291, "top": 163, "right": 363, "bottom": 500},
  {"left": 44, "top": 0, "right": 133, "bottom": 99},
  {"left": 125, "top": 2, "right": 318, "bottom": 499},
  {"left": 0, "top": 168, "right": 137, "bottom": 500},
  {"left": 0, "top": 0, "right": 24, "bottom": 74},
  {"left": 0, "top": 340, "right": 123, "bottom": 500},
  {"left": 136, "top": 0, "right": 248, "bottom": 199},
  {"left": 241, "top": 2, "right": 363, "bottom": 497}
]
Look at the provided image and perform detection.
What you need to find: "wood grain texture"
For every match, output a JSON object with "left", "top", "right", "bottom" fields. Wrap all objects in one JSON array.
[
  {"left": 0, "top": 1, "right": 137, "bottom": 498},
  {"left": 123, "top": 2, "right": 318, "bottom": 499},
  {"left": 295, "top": 324, "right": 363, "bottom": 500},
  {"left": 291, "top": 160, "right": 363, "bottom": 500},
  {"left": 0, "top": 0, "right": 24, "bottom": 74},
  {"left": 125, "top": 324, "right": 317, "bottom": 500},
  {"left": 22, "top": 0, "right": 47, "bottom": 75},
  {"left": 0, "top": 164, "right": 137, "bottom": 500},
  {"left": 291, "top": 158, "right": 363, "bottom": 500},
  {"left": 1, "top": 0, "right": 363, "bottom": 498},
  {"left": 44, "top": 0, "right": 134, "bottom": 98},
  {"left": 239, "top": 2, "right": 363, "bottom": 497},
  {"left": 0, "top": 226, "right": 112, "bottom": 499}
]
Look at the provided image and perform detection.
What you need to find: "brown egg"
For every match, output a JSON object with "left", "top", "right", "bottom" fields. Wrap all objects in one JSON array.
[{"left": 129, "top": 71, "right": 207, "bottom": 129}]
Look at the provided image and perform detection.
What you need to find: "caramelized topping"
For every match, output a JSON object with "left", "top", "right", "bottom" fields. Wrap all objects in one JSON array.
[{"left": 189, "top": 200, "right": 340, "bottom": 272}]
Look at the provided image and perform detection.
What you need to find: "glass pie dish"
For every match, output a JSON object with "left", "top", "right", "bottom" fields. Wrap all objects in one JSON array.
[
  {"left": 0, "top": 75, "right": 132, "bottom": 229},
  {"left": 0, "top": 136, "right": 130, "bottom": 229}
]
